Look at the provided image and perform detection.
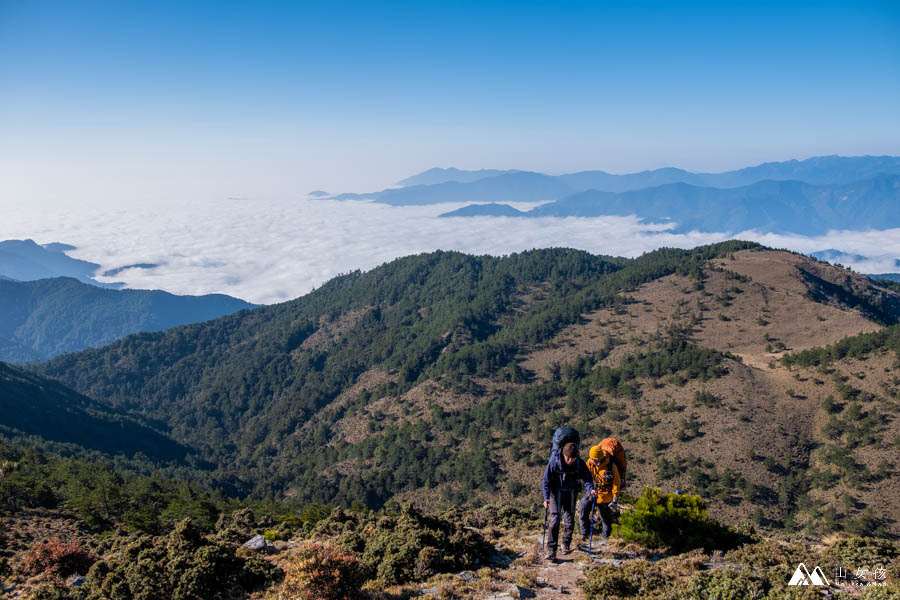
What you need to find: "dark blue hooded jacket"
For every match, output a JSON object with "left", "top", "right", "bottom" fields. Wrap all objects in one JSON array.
[{"left": 541, "top": 453, "right": 595, "bottom": 500}]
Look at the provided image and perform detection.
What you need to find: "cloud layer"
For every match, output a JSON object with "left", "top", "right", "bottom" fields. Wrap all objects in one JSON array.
[{"left": 2, "top": 197, "right": 899, "bottom": 304}]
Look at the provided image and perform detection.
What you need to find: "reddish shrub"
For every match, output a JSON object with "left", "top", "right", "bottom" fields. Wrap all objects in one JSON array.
[
  {"left": 22, "top": 538, "right": 96, "bottom": 578},
  {"left": 270, "top": 541, "right": 372, "bottom": 600}
]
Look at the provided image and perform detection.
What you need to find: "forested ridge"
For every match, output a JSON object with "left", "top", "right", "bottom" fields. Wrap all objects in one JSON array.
[
  {"left": 5, "top": 240, "right": 899, "bottom": 542},
  {"left": 0, "top": 276, "right": 254, "bottom": 363},
  {"left": 26, "top": 243, "right": 753, "bottom": 502}
]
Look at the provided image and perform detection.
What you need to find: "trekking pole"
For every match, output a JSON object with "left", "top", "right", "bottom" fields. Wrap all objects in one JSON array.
[
  {"left": 541, "top": 505, "right": 548, "bottom": 551},
  {"left": 588, "top": 503, "right": 595, "bottom": 558}
]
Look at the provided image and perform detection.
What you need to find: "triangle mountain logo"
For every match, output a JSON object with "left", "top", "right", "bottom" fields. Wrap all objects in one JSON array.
[{"left": 788, "top": 563, "right": 830, "bottom": 586}]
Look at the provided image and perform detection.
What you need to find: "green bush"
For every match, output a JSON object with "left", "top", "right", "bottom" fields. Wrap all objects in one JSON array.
[
  {"left": 214, "top": 508, "right": 261, "bottom": 544},
  {"left": 723, "top": 539, "right": 812, "bottom": 569},
  {"left": 859, "top": 588, "right": 900, "bottom": 600},
  {"left": 821, "top": 536, "right": 900, "bottom": 582},
  {"left": 822, "top": 536, "right": 898, "bottom": 566},
  {"left": 614, "top": 487, "right": 745, "bottom": 553},
  {"left": 680, "top": 567, "right": 767, "bottom": 600},
  {"left": 680, "top": 566, "right": 822, "bottom": 600},
  {"left": 263, "top": 529, "right": 284, "bottom": 542},
  {"left": 28, "top": 583, "right": 81, "bottom": 600},
  {"left": 579, "top": 561, "right": 671, "bottom": 599},
  {"left": 83, "top": 519, "right": 282, "bottom": 600},
  {"left": 315, "top": 504, "right": 494, "bottom": 585},
  {"left": 439, "top": 503, "right": 540, "bottom": 530}
]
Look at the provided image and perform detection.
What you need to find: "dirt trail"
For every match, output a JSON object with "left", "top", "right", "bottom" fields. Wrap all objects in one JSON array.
[{"left": 468, "top": 534, "right": 642, "bottom": 600}]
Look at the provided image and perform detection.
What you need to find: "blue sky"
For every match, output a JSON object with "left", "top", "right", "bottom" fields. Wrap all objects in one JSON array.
[{"left": 1, "top": 0, "right": 899, "bottom": 199}]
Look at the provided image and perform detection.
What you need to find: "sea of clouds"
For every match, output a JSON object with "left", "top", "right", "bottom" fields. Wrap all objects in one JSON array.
[{"left": 3, "top": 196, "right": 899, "bottom": 304}]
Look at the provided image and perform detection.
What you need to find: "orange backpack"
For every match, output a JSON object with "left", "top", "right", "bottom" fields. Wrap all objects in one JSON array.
[{"left": 598, "top": 438, "right": 627, "bottom": 488}]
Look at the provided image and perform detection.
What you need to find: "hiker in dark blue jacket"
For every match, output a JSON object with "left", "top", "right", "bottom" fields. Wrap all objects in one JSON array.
[{"left": 541, "top": 441, "right": 595, "bottom": 560}]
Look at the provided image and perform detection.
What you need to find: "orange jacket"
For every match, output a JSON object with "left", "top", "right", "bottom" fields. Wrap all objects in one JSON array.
[{"left": 586, "top": 458, "right": 620, "bottom": 504}]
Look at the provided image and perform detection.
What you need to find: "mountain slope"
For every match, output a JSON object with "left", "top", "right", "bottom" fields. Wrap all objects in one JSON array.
[
  {"left": 0, "top": 361, "right": 187, "bottom": 461},
  {"left": 31, "top": 243, "right": 900, "bottom": 536},
  {"left": 0, "top": 277, "right": 255, "bottom": 363}
]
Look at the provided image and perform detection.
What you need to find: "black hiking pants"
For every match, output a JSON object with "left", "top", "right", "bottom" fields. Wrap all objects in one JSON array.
[
  {"left": 547, "top": 489, "right": 578, "bottom": 552},
  {"left": 578, "top": 492, "right": 613, "bottom": 541}
]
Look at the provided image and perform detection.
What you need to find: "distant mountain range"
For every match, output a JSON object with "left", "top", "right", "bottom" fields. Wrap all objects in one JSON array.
[
  {"left": 396, "top": 167, "right": 522, "bottom": 187},
  {"left": 440, "top": 175, "right": 900, "bottom": 235},
  {"left": 395, "top": 155, "right": 900, "bottom": 191},
  {"left": 331, "top": 155, "right": 900, "bottom": 235},
  {"left": 0, "top": 239, "right": 122, "bottom": 287},
  {"left": 0, "top": 276, "right": 255, "bottom": 363},
  {"left": 335, "top": 171, "right": 571, "bottom": 206}
]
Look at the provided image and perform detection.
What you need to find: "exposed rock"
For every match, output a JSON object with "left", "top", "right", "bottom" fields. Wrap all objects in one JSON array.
[
  {"left": 241, "top": 534, "right": 274, "bottom": 553},
  {"left": 513, "top": 584, "right": 537, "bottom": 598}
]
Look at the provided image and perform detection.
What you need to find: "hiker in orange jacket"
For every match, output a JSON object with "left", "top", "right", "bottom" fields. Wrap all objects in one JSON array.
[{"left": 578, "top": 445, "right": 621, "bottom": 545}]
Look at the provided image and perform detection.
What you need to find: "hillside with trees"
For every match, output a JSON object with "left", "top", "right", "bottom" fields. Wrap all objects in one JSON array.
[
  {"left": 2, "top": 241, "right": 900, "bottom": 598},
  {"left": 16, "top": 242, "right": 897, "bottom": 536},
  {"left": 0, "top": 277, "right": 255, "bottom": 363}
]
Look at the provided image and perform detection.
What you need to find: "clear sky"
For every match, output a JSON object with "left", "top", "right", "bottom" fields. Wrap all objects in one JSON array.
[{"left": 1, "top": 0, "right": 899, "bottom": 202}]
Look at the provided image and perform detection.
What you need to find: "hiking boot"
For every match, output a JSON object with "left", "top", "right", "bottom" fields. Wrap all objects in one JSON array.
[
  {"left": 543, "top": 550, "right": 557, "bottom": 562},
  {"left": 561, "top": 543, "right": 571, "bottom": 555}
]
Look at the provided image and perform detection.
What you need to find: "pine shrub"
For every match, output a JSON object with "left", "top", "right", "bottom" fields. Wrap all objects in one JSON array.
[{"left": 614, "top": 487, "right": 744, "bottom": 553}]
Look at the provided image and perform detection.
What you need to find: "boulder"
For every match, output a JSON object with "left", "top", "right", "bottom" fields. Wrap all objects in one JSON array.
[{"left": 241, "top": 534, "right": 274, "bottom": 553}]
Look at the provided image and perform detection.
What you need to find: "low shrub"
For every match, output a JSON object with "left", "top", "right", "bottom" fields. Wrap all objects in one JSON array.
[
  {"left": 680, "top": 567, "right": 767, "bottom": 600},
  {"left": 22, "top": 539, "right": 96, "bottom": 578},
  {"left": 579, "top": 551, "right": 823, "bottom": 600},
  {"left": 822, "top": 536, "right": 898, "bottom": 566},
  {"left": 28, "top": 583, "right": 76, "bottom": 600},
  {"left": 268, "top": 541, "right": 371, "bottom": 600},
  {"left": 316, "top": 504, "right": 494, "bottom": 585},
  {"left": 859, "top": 588, "right": 900, "bottom": 600},
  {"left": 263, "top": 528, "right": 284, "bottom": 542},
  {"left": 614, "top": 487, "right": 746, "bottom": 553},
  {"left": 680, "top": 566, "right": 820, "bottom": 600},
  {"left": 821, "top": 536, "right": 900, "bottom": 582},
  {"left": 214, "top": 507, "right": 265, "bottom": 544},
  {"left": 578, "top": 561, "right": 672, "bottom": 600},
  {"left": 723, "top": 539, "right": 812, "bottom": 569},
  {"left": 440, "top": 503, "right": 540, "bottom": 530},
  {"left": 83, "top": 519, "right": 282, "bottom": 600}
]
